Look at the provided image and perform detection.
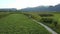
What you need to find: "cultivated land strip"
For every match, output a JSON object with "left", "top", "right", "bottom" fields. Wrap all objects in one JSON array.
[
  {"left": 32, "top": 19, "right": 58, "bottom": 34},
  {"left": 0, "top": 14, "right": 51, "bottom": 34}
]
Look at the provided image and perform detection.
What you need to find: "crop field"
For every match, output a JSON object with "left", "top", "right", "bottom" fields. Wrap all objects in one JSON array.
[
  {"left": 23, "top": 12, "right": 60, "bottom": 34},
  {"left": 0, "top": 12, "right": 51, "bottom": 34}
]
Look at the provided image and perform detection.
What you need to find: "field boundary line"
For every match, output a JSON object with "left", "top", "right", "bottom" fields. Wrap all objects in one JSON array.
[{"left": 32, "top": 19, "right": 58, "bottom": 34}]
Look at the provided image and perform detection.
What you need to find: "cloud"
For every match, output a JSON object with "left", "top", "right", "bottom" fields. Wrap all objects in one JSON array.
[
  {"left": 0, "top": 0, "right": 60, "bottom": 9},
  {"left": 15, "top": 0, "right": 60, "bottom": 9}
]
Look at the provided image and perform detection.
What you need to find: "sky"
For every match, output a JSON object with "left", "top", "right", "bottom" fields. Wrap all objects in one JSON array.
[{"left": 0, "top": 0, "right": 60, "bottom": 9}]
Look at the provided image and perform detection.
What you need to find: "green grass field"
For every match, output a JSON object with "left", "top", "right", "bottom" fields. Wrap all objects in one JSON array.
[
  {"left": 0, "top": 13, "right": 51, "bottom": 34},
  {"left": 24, "top": 12, "right": 60, "bottom": 34}
]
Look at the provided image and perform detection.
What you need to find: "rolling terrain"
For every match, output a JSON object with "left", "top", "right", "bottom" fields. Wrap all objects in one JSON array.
[{"left": 0, "top": 13, "right": 51, "bottom": 34}]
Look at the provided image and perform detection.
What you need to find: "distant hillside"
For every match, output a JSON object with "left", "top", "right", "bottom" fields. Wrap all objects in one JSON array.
[
  {"left": 20, "top": 4, "right": 60, "bottom": 11},
  {"left": 0, "top": 8, "right": 17, "bottom": 12}
]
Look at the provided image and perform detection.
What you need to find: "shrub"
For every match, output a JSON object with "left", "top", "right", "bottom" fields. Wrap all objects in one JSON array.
[
  {"left": 40, "top": 17, "right": 53, "bottom": 24},
  {"left": 53, "top": 20, "right": 58, "bottom": 27},
  {"left": 39, "top": 14, "right": 54, "bottom": 17}
]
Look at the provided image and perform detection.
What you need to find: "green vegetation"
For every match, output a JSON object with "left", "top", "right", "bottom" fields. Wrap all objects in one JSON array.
[
  {"left": 0, "top": 13, "right": 51, "bottom": 34},
  {"left": 0, "top": 12, "right": 10, "bottom": 18},
  {"left": 24, "top": 12, "right": 60, "bottom": 34}
]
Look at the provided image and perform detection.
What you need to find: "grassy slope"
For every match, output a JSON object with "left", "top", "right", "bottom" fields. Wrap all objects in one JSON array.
[
  {"left": 53, "top": 13, "right": 60, "bottom": 34},
  {"left": 0, "top": 14, "right": 51, "bottom": 34},
  {"left": 27, "top": 12, "right": 60, "bottom": 34}
]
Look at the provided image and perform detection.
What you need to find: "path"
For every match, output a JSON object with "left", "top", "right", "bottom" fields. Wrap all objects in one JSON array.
[{"left": 32, "top": 19, "right": 58, "bottom": 34}]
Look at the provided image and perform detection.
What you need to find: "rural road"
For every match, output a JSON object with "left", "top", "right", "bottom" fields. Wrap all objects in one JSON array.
[{"left": 32, "top": 19, "right": 58, "bottom": 34}]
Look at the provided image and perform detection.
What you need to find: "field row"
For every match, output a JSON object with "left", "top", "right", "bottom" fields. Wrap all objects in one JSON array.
[{"left": 0, "top": 13, "right": 51, "bottom": 34}]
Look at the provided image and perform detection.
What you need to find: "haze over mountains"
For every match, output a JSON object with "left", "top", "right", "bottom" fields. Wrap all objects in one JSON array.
[
  {"left": 21, "top": 4, "right": 60, "bottom": 11},
  {"left": 0, "top": 4, "right": 60, "bottom": 12}
]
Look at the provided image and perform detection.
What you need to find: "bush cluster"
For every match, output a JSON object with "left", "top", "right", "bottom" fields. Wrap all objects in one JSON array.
[
  {"left": 40, "top": 18, "right": 53, "bottom": 23},
  {"left": 40, "top": 17, "right": 58, "bottom": 27},
  {"left": 39, "top": 14, "right": 53, "bottom": 17}
]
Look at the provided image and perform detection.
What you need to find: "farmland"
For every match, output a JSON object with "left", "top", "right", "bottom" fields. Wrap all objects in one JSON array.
[
  {"left": 0, "top": 12, "right": 51, "bottom": 34},
  {"left": 23, "top": 12, "right": 60, "bottom": 34}
]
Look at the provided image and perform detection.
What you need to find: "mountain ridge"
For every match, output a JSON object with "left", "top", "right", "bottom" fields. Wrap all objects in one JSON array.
[{"left": 20, "top": 4, "right": 60, "bottom": 12}]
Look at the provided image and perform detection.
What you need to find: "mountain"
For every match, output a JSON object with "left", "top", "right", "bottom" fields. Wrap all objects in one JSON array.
[
  {"left": 21, "top": 4, "right": 60, "bottom": 11},
  {"left": 0, "top": 8, "right": 17, "bottom": 12},
  {"left": 21, "top": 6, "right": 49, "bottom": 11},
  {"left": 54, "top": 4, "right": 60, "bottom": 11}
]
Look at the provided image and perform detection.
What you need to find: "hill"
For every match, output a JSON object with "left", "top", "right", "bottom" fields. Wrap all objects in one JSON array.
[{"left": 20, "top": 4, "right": 60, "bottom": 12}]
